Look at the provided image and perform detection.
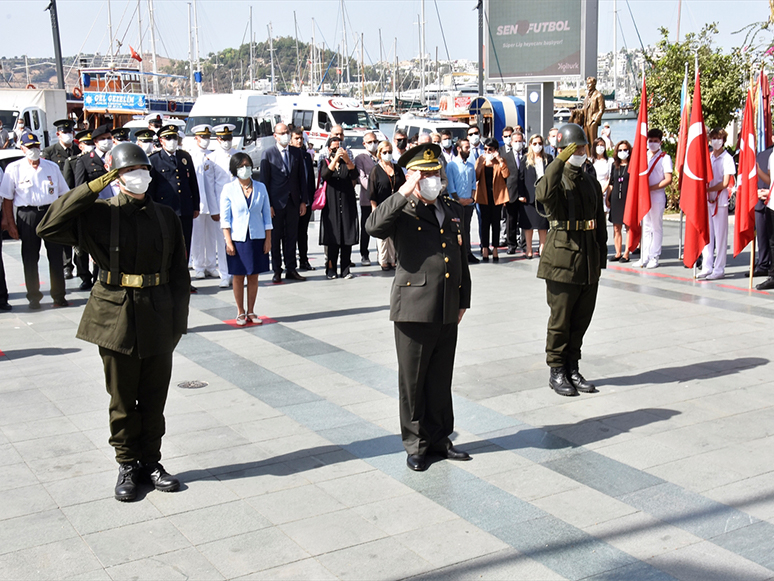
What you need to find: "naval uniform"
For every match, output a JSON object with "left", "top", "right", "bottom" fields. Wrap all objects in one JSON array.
[
  {"left": 147, "top": 149, "right": 200, "bottom": 258},
  {"left": 536, "top": 158, "right": 607, "bottom": 368},
  {"left": 209, "top": 146, "right": 238, "bottom": 283},
  {"left": 366, "top": 192, "right": 471, "bottom": 456},
  {"left": 187, "top": 145, "right": 218, "bottom": 276},
  {"left": 37, "top": 183, "right": 190, "bottom": 464}
]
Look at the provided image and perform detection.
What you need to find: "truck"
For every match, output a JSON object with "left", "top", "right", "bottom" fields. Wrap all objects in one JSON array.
[
  {"left": 182, "top": 91, "right": 280, "bottom": 168},
  {"left": 0, "top": 89, "right": 68, "bottom": 148}
]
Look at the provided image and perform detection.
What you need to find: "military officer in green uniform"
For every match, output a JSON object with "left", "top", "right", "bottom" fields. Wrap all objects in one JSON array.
[
  {"left": 63, "top": 129, "right": 94, "bottom": 189},
  {"left": 536, "top": 123, "right": 607, "bottom": 397},
  {"left": 366, "top": 143, "right": 472, "bottom": 472},
  {"left": 37, "top": 142, "right": 190, "bottom": 501}
]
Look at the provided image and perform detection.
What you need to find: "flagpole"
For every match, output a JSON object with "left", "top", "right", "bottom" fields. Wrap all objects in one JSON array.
[{"left": 750, "top": 229, "right": 756, "bottom": 290}]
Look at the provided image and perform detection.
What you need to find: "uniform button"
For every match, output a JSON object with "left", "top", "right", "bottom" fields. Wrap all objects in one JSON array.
[
  {"left": 406, "top": 282, "right": 411, "bottom": 286},
  {"left": 445, "top": 273, "right": 450, "bottom": 278},
  {"left": 440, "top": 228, "right": 444, "bottom": 234},
  {"left": 178, "top": 190, "right": 181, "bottom": 193},
  {"left": 442, "top": 243, "right": 446, "bottom": 248},
  {"left": 417, "top": 226, "right": 421, "bottom": 231},
  {"left": 444, "top": 257, "right": 449, "bottom": 263}
]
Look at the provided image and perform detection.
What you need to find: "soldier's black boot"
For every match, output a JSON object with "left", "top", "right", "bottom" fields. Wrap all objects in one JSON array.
[
  {"left": 115, "top": 462, "right": 140, "bottom": 502},
  {"left": 567, "top": 362, "right": 597, "bottom": 393},
  {"left": 549, "top": 367, "right": 578, "bottom": 397},
  {"left": 142, "top": 462, "right": 180, "bottom": 492}
]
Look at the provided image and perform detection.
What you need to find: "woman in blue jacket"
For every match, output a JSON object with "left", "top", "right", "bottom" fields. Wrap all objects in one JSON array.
[{"left": 221, "top": 153, "right": 273, "bottom": 325}]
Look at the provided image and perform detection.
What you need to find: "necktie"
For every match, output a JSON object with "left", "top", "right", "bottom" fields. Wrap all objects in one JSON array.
[{"left": 282, "top": 148, "right": 289, "bottom": 173}]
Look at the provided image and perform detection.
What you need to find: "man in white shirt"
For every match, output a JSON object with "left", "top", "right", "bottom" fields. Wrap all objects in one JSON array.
[
  {"left": 439, "top": 129, "right": 455, "bottom": 163},
  {"left": 698, "top": 129, "right": 735, "bottom": 280},
  {"left": 635, "top": 128, "right": 673, "bottom": 269},
  {"left": 186, "top": 124, "right": 219, "bottom": 279},
  {"left": 209, "top": 124, "right": 239, "bottom": 288},
  {"left": 0, "top": 132, "right": 69, "bottom": 308}
]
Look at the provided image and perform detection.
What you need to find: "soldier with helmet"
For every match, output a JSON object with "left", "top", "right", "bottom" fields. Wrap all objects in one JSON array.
[
  {"left": 37, "top": 142, "right": 190, "bottom": 502},
  {"left": 536, "top": 123, "right": 607, "bottom": 397}
]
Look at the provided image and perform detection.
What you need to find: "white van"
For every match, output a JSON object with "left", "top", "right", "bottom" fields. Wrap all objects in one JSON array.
[
  {"left": 182, "top": 91, "right": 280, "bottom": 167},
  {"left": 275, "top": 95, "right": 386, "bottom": 151},
  {"left": 0, "top": 89, "right": 68, "bottom": 148},
  {"left": 393, "top": 113, "right": 469, "bottom": 143}
]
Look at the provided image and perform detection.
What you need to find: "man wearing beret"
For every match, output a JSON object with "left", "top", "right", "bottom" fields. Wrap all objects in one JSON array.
[{"left": 366, "top": 143, "right": 472, "bottom": 472}]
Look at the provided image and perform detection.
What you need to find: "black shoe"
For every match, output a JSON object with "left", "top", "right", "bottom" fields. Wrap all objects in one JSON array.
[
  {"left": 64, "top": 266, "right": 74, "bottom": 280},
  {"left": 326, "top": 272, "right": 338, "bottom": 280},
  {"left": 609, "top": 255, "right": 621, "bottom": 262},
  {"left": 299, "top": 261, "right": 316, "bottom": 271},
  {"left": 482, "top": 255, "right": 490, "bottom": 263},
  {"left": 272, "top": 273, "right": 282, "bottom": 284},
  {"left": 467, "top": 255, "right": 480, "bottom": 264},
  {"left": 567, "top": 364, "right": 597, "bottom": 393},
  {"left": 141, "top": 462, "right": 180, "bottom": 492},
  {"left": 440, "top": 445, "right": 471, "bottom": 461},
  {"left": 756, "top": 277, "right": 774, "bottom": 290},
  {"left": 406, "top": 454, "right": 428, "bottom": 472},
  {"left": 507, "top": 247, "right": 517, "bottom": 255},
  {"left": 285, "top": 270, "right": 307, "bottom": 281},
  {"left": 549, "top": 367, "right": 578, "bottom": 397},
  {"left": 361, "top": 256, "right": 371, "bottom": 266},
  {"left": 0, "top": 303, "right": 11, "bottom": 311},
  {"left": 79, "top": 280, "right": 93, "bottom": 291},
  {"left": 29, "top": 301, "right": 41, "bottom": 310},
  {"left": 492, "top": 255, "right": 499, "bottom": 263},
  {"left": 115, "top": 462, "right": 140, "bottom": 501},
  {"left": 53, "top": 298, "right": 69, "bottom": 308},
  {"left": 753, "top": 268, "right": 768, "bottom": 277}
]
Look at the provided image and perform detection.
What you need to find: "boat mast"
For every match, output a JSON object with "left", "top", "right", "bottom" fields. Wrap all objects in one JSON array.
[
  {"left": 312, "top": 19, "right": 316, "bottom": 90},
  {"left": 360, "top": 32, "right": 365, "bottom": 106},
  {"left": 268, "top": 23, "right": 275, "bottom": 93},
  {"left": 420, "top": 0, "right": 425, "bottom": 105},
  {"left": 107, "top": 0, "right": 114, "bottom": 64},
  {"left": 613, "top": 0, "right": 617, "bottom": 106},
  {"left": 137, "top": 0, "right": 147, "bottom": 94},
  {"left": 249, "top": 6, "right": 254, "bottom": 90},
  {"left": 393, "top": 38, "right": 397, "bottom": 110},
  {"left": 294, "top": 11, "right": 300, "bottom": 90},
  {"left": 148, "top": 0, "right": 159, "bottom": 95},
  {"left": 193, "top": 0, "right": 202, "bottom": 95},
  {"left": 187, "top": 3, "right": 194, "bottom": 96},
  {"left": 342, "top": 0, "right": 350, "bottom": 86}
]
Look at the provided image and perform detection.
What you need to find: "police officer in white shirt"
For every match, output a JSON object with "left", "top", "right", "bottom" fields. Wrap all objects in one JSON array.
[
  {"left": 698, "top": 129, "right": 735, "bottom": 280},
  {"left": 0, "top": 132, "right": 69, "bottom": 308},
  {"left": 635, "top": 128, "right": 673, "bottom": 269},
  {"left": 186, "top": 124, "right": 220, "bottom": 279},
  {"left": 209, "top": 124, "right": 238, "bottom": 287}
]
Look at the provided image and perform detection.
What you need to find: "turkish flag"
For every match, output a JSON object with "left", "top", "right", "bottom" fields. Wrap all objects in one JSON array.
[
  {"left": 675, "top": 71, "right": 691, "bottom": 191},
  {"left": 734, "top": 89, "right": 758, "bottom": 257},
  {"left": 130, "top": 46, "right": 142, "bottom": 62},
  {"left": 623, "top": 77, "right": 651, "bottom": 252},
  {"left": 679, "top": 71, "right": 712, "bottom": 268}
]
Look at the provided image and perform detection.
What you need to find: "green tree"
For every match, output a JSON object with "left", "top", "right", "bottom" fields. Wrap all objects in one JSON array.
[{"left": 637, "top": 24, "right": 748, "bottom": 143}]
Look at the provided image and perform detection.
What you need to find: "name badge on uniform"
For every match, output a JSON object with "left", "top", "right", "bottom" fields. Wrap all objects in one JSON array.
[
  {"left": 47, "top": 176, "right": 55, "bottom": 196},
  {"left": 182, "top": 158, "right": 188, "bottom": 165}
]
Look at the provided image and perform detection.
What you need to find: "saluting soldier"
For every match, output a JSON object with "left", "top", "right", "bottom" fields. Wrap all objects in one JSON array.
[
  {"left": 147, "top": 124, "right": 200, "bottom": 291},
  {"left": 42, "top": 119, "right": 78, "bottom": 278},
  {"left": 37, "top": 142, "right": 190, "bottom": 502},
  {"left": 536, "top": 123, "right": 607, "bottom": 397},
  {"left": 366, "top": 143, "right": 472, "bottom": 472}
]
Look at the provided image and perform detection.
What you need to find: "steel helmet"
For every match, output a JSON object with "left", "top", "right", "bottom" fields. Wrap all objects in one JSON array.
[
  {"left": 110, "top": 142, "right": 151, "bottom": 171},
  {"left": 556, "top": 123, "right": 588, "bottom": 148}
]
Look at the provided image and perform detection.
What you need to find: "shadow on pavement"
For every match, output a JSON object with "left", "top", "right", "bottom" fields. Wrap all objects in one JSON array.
[
  {"left": 596, "top": 357, "right": 768, "bottom": 387},
  {"left": 1, "top": 347, "right": 81, "bottom": 359}
]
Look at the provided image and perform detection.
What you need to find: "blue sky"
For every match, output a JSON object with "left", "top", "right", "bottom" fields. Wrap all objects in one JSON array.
[{"left": 1, "top": 0, "right": 770, "bottom": 65}]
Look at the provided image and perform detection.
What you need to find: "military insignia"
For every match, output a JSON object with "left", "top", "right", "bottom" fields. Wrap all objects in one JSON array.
[
  {"left": 182, "top": 158, "right": 188, "bottom": 165},
  {"left": 204, "top": 163, "right": 209, "bottom": 170},
  {"left": 423, "top": 149, "right": 433, "bottom": 161},
  {"left": 458, "top": 235, "right": 463, "bottom": 246},
  {"left": 451, "top": 217, "right": 460, "bottom": 223},
  {"left": 27, "top": 133, "right": 34, "bottom": 140}
]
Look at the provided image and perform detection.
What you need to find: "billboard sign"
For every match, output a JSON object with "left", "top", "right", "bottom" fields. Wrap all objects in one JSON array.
[
  {"left": 83, "top": 92, "right": 147, "bottom": 112},
  {"left": 485, "top": 0, "right": 594, "bottom": 82}
]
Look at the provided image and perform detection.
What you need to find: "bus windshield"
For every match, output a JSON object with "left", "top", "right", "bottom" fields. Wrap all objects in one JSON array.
[
  {"left": 185, "top": 116, "right": 246, "bottom": 136},
  {"left": 331, "top": 110, "right": 377, "bottom": 130}
]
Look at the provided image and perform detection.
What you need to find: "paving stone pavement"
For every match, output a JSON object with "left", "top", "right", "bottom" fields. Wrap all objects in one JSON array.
[{"left": 1, "top": 218, "right": 774, "bottom": 580}]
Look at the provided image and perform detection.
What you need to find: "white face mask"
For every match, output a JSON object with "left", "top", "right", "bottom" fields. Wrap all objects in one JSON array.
[
  {"left": 82, "top": 144, "right": 95, "bottom": 153},
  {"left": 647, "top": 141, "right": 660, "bottom": 152},
  {"left": 277, "top": 133, "right": 290, "bottom": 147},
  {"left": 441, "top": 138, "right": 452, "bottom": 150},
  {"left": 567, "top": 153, "right": 587, "bottom": 167},
  {"left": 162, "top": 139, "right": 178, "bottom": 153},
  {"left": 485, "top": 153, "right": 494, "bottom": 163},
  {"left": 139, "top": 141, "right": 154, "bottom": 154},
  {"left": 595, "top": 145, "right": 606, "bottom": 156},
  {"left": 549, "top": 136, "right": 557, "bottom": 147},
  {"left": 502, "top": 135, "right": 512, "bottom": 145},
  {"left": 365, "top": 141, "right": 378, "bottom": 154},
  {"left": 96, "top": 139, "right": 112, "bottom": 153},
  {"left": 617, "top": 150, "right": 629, "bottom": 160},
  {"left": 381, "top": 152, "right": 393, "bottom": 163},
  {"left": 531, "top": 143, "right": 543, "bottom": 153},
  {"left": 220, "top": 139, "right": 232, "bottom": 151},
  {"left": 513, "top": 141, "right": 524, "bottom": 152},
  {"left": 25, "top": 147, "right": 41, "bottom": 161},
  {"left": 419, "top": 175, "right": 442, "bottom": 201},
  {"left": 236, "top": 166, "right": 252, "bottom": 180},
  {"left": 711, "top": 139, "right": 724, "bottom": 151},
  {"left": 468, "top": 133, "right": 480, "bottom": 146},
  {"left": 120, "top": 168, "right": 152, "bottom": 194},
  {"left": 60, "top": 133, "right": 74, "bottom": 145},
  {"left": 198, "top": 138, "right": 210, "bottom": 150}
]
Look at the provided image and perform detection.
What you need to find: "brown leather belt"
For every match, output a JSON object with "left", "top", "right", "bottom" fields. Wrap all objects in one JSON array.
[{"left": 549, "top": 219, "right": 597, "bottom": 231}]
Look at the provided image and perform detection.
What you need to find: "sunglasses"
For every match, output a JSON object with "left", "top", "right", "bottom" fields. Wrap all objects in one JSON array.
[
  {"left": 468, "top": 131, "right": 480, "bottom": 136},
  {"left": 618, "top": 149, "right": 629, "bottom": 152}
]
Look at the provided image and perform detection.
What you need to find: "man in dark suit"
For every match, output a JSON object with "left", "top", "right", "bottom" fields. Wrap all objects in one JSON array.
[
  {"left": 147, "top": 125, "right": 200, "bottom": 262},
  {"left": 500, "top": 126, "right": 525, "bottom": 254},
  {"left": 291, "top": 127, "right": 316, "bottom": 271},
  {"left": 260, "top": 122, "right": 308, "bottom": 283},
  {"left": 754, "top": 146, "right": 773, "bottom": 276},
  {"left": 366, "top": 143, "right": 472, "bottom": 472}
]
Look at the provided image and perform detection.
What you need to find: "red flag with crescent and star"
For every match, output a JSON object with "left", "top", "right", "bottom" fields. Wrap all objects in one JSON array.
[
  {"left": 130, "top": 46, "right": 142, "bottom": 62},
  {"left": 679, "top": 70, "right": 712, "bottom": 268},
  {"left": 734, "top": 89, "right": 758, "bottom": 257},
  {"left": 623, "top": 76, "right": 650, "bottom": 252}
]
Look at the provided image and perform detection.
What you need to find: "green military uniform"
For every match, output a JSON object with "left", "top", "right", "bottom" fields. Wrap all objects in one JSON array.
[
  {"left": 366, "top": 144, "right": 471, "bottom": 461},
  {"left": 536, "top": 146, "right": 607, "bottom": 373},
  {"left": 41, "top": 141, "right": 77, "bottom": 172},
  {"left": 37, "top": 181, "right": 190, "bottom": 465}
]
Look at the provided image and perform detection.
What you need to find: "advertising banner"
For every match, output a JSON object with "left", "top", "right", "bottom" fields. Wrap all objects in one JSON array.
[{"left": 83, "top": 92, "right": 147, "bottom": 112}]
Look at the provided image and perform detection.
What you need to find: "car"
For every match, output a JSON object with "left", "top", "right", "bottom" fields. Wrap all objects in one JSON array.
[{"left": 0, "top": 149, "right": 24, "bottom": 171}]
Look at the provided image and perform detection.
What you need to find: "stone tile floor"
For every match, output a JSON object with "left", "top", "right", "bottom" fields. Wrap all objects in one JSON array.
[{"left": 1, "top": 219, "right": 774, "bottom": 580}]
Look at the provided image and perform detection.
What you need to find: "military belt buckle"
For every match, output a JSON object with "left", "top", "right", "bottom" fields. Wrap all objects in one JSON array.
[{"left": 121, "top": 274, "right": 144, "bottom": 288}]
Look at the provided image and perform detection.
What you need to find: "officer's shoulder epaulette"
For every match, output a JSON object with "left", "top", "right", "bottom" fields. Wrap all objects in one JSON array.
[{"left": 442, "top": 194, "right": 460, "bottom": 206}]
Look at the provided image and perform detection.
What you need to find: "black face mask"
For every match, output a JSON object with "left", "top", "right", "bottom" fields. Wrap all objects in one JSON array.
[
  {"left": 329, "top": 147, "right": 338, "bottom": 157},
  {"left": 396, "top": 138, "right": 407, "bottom": 149}
]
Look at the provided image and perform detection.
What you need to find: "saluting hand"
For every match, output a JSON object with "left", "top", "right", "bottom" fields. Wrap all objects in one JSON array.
[
  {"left": 399, "top": 171, "right": 421, "bottom": 198},
  {"left": 556, "top": 143, "right": 577, "bottom": 163}
]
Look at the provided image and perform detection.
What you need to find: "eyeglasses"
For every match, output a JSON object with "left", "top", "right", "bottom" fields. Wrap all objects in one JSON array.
[
  {"left": 618, "top": 149, "right": 629, "bottom": 152},
  {"left": 468, "top": 132, "right": 480, "bottom": 137},
  {"left": 364, "top": 140, "right": 376, "bottom": 145}
]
